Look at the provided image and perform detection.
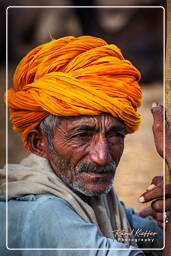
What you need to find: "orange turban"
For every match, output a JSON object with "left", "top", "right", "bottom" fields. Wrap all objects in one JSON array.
[{"left": 5, "top": 35, "right": 142, "bottom": 150}]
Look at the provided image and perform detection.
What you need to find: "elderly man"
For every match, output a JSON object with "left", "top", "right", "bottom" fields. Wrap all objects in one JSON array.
[{"left": 0, "top": 36, "right": 171, "bottom": 256}]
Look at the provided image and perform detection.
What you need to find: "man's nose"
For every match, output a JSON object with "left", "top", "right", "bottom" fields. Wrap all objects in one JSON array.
[{"left": 89, "top": 136, "right": 111, "bottom": 166}]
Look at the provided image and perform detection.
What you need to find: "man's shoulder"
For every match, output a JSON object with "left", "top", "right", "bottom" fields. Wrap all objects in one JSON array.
[
  {"left": 1, "top": 194, "right": 88, "bottom": 249},
  {"left": 0, "top": 193, "right": 81, "bottom": 235},
  {"left": 1, "top": 193, "right": 75, "bottom": 216}
]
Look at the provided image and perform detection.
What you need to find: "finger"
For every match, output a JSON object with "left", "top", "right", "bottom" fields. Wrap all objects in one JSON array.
[
  {"left": 151, "top": 103, "right": 164, "bottom": 157},
  {"left": 143, "top": 177, "right": 162, "bottom": 194},
  {"left": 151, "top": 176, "right": 163, "bottom": 186},
  {"left": 139, "top": 184, "right": 171, "bottom": 203},
  {"left": 139, "top": 185, "right": 163, "bottom": 203},
  {"left": 155, "top": 212, "right": 165, "bottom": 222},
  {"left": 151, "top": 103, "right": 164, "bottom": 124},
  {"left": 138, "top": 207, "right": 155, "bottom": 218},
  {"left": 151, "top": 198, "right": 171, "bottom": 212},
  {"left": 151, "top": 199, "right": 163, "bottom": 212}
]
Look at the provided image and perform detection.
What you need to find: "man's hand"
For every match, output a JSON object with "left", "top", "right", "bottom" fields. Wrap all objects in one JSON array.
[
  {"left": 151, "top": 102, "right": 171, "bottom": 170},
  {"left": 138, "top": 176, "right": 171, "bottom": 228},
  {"left": 138, "top": 103, "right": 171, "bottom": 229}
]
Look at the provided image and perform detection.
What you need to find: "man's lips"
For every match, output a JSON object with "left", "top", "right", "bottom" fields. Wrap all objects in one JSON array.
[{"left": 79, "top": 170, "right": 114, "bottom": 179}]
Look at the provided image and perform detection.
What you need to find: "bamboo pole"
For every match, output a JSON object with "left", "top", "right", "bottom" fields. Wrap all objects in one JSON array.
[{"left": 166, "top": 0, "right": 171, "bottom": 184}]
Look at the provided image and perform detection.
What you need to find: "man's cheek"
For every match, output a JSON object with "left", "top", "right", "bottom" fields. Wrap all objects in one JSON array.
[
  {"left": 68, "top": 147, "right": 88, "bottom": 167},
  {"left": 112, "top": 145, "right": 124, "bottom": 165}
]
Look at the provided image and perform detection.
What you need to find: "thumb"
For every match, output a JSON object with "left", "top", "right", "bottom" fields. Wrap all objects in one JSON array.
[{"left": 138, "top": 206, "right": 155, "bottom": 218}]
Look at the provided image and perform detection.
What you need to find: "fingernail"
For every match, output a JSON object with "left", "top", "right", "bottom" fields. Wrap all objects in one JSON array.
[
  {"left": 152, "top": 102, "right": 158, "bottom": 108},
  {"left": 147, "top": 184, "right": 156, "bottom": 191},
  {"left": 139, "top": 196, "right": 145, "bottom": 203}
]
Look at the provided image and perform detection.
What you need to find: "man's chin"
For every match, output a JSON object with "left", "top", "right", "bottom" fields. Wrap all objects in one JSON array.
[
  {"left": 69, "top": 180, "right": 113, "bottom": 197},
  {"left": 57, "top": 171, "right": 114, "bottom": 197}
]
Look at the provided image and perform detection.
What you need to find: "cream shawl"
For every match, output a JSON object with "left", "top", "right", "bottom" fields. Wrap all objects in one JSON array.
[{"left": 0, "top": 153, "right": 135, "bottom": 246}]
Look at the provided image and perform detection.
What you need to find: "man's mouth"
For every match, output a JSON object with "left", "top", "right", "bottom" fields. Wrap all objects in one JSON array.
[
  {"left": 80, "top": 170, "right": 114, "bottom": 180},
  {"left": 74, "top": 161, "right": 116, "bottom": 182}
]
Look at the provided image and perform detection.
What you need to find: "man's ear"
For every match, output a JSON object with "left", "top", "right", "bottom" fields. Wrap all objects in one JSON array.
[{"left": 27, "top": 128, "right": 49, "bottom": 158}]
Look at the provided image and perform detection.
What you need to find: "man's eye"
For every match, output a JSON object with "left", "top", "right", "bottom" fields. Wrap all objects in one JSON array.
[
  {"left": 108, "top": 132, "right": 125, "bottom": 138},
  {"left": 77, "top": 132, "right": 89, "bottom": 138},
  {"left": 71, "top": 132, "right": 90, "bottom": 139}
]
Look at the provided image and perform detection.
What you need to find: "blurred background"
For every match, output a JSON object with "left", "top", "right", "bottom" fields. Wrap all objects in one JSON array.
[{"left": 0, "top": 0, "right": 165, "bottom": 212}]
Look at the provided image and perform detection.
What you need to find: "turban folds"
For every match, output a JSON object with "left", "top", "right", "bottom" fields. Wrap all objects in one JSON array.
[{"left": 5, "top": 35, "right": 142, "bottom": 150}]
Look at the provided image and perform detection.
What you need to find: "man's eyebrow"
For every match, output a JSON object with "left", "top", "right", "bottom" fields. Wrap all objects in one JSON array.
[
  {"left": 69, "top": 125, "right": 97, "bottom": 132},
  {"left": 107, "top": 125, "right": 125, "bottom": 132},
  {"left": 68, "top": 124, "right": 125, "bottom": 133}
]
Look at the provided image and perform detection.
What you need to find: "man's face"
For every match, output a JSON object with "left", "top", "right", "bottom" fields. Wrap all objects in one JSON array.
[{"left": 46, "top": 114, "right": 125, "bottom": 196}]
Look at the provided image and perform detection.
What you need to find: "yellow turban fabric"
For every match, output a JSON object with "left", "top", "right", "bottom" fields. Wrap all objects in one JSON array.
[{"left": 5, "top": 35, "right": 142, "bottom": 150}]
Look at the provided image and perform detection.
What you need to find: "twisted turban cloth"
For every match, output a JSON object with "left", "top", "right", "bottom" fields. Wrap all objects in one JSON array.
[{"left": 5, "top": 35, "right": 142, "bottom": 150}]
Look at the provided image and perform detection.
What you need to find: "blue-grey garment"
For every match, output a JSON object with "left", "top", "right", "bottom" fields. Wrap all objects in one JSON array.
[{"left": 0, "top": 194, "right": 163, "bottom": 256}]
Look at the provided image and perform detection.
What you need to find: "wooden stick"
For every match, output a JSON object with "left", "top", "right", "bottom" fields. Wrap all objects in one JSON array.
[{"left": 165, "top": 0, "right": 171, "bottom": 184}]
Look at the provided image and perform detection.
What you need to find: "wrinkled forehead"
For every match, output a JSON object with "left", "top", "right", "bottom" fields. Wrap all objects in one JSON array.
[{"left": 57, "top": 114, "right": 125, "bottom": 132}]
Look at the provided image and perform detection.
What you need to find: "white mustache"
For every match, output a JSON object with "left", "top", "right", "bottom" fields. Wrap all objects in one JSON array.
[{"left": 75, "top": 161, "right": 116, "bottom": 174}]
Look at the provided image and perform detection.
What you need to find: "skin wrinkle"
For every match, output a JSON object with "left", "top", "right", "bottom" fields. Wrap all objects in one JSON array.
[{"left": 32, "top": 113, "right": 125, "bottom": 197}]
